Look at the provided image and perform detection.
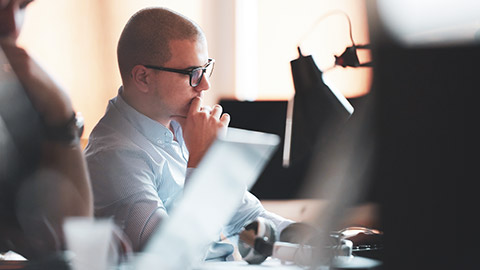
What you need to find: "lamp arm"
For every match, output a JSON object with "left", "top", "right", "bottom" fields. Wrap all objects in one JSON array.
[{"left": 297, "top": 9, "right": 356, "bottom": 50}]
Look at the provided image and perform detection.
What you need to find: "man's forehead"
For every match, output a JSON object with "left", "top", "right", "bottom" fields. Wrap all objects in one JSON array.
[{"left": 168, "top": 39, "right": 208, "bottom": 60}]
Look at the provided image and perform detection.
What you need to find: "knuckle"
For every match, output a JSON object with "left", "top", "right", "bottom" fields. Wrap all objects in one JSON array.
[{"left": 199, "top": 111, "right": 209, "bottom": 119}]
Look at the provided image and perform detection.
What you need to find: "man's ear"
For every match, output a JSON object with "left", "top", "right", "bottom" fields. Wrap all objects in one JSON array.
[{"left": 131, "top": 65, "right": 151, "bottom": 93}]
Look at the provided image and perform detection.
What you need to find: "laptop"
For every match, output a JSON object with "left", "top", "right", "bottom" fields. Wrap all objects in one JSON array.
[{"left": 133, "top": 127, "right": 280, "bottom": 270}]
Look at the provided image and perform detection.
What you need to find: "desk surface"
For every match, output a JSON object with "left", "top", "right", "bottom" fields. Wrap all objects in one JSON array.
[
  {"left": 261, "top": 200, "right": 380, "bottom": 228},
  {"left": 194, "top": 258, "right": 304, "bottom": 270},
  {"left": 194, "top": 256, "right": 381, "bottom": 270}
]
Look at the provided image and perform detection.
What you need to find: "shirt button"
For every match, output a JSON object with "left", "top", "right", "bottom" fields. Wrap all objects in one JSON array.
[{"left": 164, "top": 132, "right": 173, "bottom": 142}]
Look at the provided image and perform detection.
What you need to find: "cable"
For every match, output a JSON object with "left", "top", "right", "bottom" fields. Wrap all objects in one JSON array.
[
  {"left": 297, "top": 10, "right": 372, "bottom": 68},
  {"left": 297, "top": 9, "right": 356, "bottom": 50}
]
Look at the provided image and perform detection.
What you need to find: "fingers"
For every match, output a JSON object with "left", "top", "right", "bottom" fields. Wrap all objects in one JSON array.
[
  {"left": 217, "top": 113, "right": 230, "bottom": 139},
  {"left": 207, "top": 104, "right": 229, "bottom": 127},
  {"left": 211, "top": 104, "right": 222, "bottom": 119},
  {"left": 188, "top": 97, "right": 202, "bottom": 115},
  {"left": 182, "top": 101, "right": 230, "bottom": 167},
  {"left": 200, "top": 105, "right": 212, "bottom": 114},
  {"left": 220, "top": 113, "right": 230, "bottom": 126},
  {"left": 187, "top": 98, "right": 229, "bottom": 126}
]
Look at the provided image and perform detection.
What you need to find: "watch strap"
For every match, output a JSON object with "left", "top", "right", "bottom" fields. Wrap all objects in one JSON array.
[{"left": 44, "top": 112, "right": 84, "bottom": 145}]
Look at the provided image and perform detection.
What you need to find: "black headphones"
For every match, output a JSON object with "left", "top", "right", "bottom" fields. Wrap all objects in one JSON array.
[
  {"left": 237, "top": 217, "right": 276, "bottom": 264},
  {"left": 238, "top": 218, "right": 384, "bottom": 268},
  {"left": 238, "top": 218, "right": 320, "bottom": 264}
]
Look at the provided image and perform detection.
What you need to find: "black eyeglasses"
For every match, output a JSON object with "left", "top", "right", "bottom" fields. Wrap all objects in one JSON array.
[{"left": 144, "top": 58, "right": 215, "bottom": 87}]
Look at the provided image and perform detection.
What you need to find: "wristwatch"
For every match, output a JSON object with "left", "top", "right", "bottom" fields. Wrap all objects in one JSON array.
[{"left": 45, "top": 111, "right": 84, "bottom": 145}]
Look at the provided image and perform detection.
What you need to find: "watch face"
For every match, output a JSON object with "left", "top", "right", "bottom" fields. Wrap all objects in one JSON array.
[
  {"left": 40, "top": 112, "right": 83, "bottom": 144},
  {"left": 75, "top": 112, "right": 84, "bottom": 138}
]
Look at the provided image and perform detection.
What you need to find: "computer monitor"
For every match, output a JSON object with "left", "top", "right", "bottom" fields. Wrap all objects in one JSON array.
[
  {"left": 220, "top": 60, "right": 354, "bottom": 200},
  {"left": 219, "top": 100, "right": 300, "bottom": 199},
  {"left": 365, "top": 2, "right": 477, "bottom": 268}
]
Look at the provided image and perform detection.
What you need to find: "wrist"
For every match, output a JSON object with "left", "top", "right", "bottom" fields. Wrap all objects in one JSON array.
[
  {"left": 187, "top": 159, "right": 199, "bottom": 168},
  {"left": 44, "top": 111, "right": 84, "bottom": 145}
]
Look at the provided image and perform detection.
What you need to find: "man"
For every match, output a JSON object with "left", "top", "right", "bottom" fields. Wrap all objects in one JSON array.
[
  {"left": 85, "top": 7, "right": 292, "bottom": 257},
  {"left": 0, "top": 0, "right": 93, "bottom": 260}
]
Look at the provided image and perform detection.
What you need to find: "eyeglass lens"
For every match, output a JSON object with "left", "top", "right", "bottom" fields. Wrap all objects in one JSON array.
[{"left": 191, "top": 61, "right": 214, "bottom": 87}]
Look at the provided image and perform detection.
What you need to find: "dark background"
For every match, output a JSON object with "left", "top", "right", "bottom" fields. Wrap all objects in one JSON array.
[{"left": 220, "top": 96, "right": 367, "bottom": 200}]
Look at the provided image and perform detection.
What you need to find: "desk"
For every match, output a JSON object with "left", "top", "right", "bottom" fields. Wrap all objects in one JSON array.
[
  {"left": 120, "top": 257, "right": 306, "bottom": 270},
  {"left": 195, "top": 256, "right": 382, "bottom": 270},
  {"left": 194, "top": 258, "right": 304, "bottom": 270},
  {"left": 261, "top": 200, "right": 380, "bottom": 229}
]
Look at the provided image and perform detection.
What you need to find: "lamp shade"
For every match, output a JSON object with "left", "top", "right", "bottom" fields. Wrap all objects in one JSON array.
[{"left": 288, "top": 50, "right": 353, "bottom": 167}]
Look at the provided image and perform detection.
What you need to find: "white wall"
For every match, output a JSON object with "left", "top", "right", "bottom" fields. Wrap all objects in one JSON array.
[{"left": 18, "top": 0, "right": 371, "bottom": 138}]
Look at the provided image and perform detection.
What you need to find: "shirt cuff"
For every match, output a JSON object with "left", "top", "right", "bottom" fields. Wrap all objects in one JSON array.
[
  {"left": 258, "top": 211, "right": 295, "bottom": 240},
  {"left": 185, "top": 167, "right": 195, "bottom": 182}
]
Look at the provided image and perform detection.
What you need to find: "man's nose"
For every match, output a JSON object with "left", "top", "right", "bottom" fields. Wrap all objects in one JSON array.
[{"left": 193, "top": 73, "right": 211, "bottom": 92}]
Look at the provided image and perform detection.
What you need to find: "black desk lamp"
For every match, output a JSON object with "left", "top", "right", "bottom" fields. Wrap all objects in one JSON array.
[
  {"left": 284, "top": 47, "right": 354, "bottom": 168},
  {"left": 335, "top": 44, "right": 372, "bottom": 68},
  {"left": 283, "top": 10, "right": 373, "bottom": 168}
]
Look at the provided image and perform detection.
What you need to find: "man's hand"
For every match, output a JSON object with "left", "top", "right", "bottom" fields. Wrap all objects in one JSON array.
[
  {"left": 1, "top": 39, "right": 73, "bottom": 126},
  {"left": 0, "top": 38, "right": 94, "bottom": 258},
  {"left": 182, "top": 97, "right": 230, "bottom": 168}
]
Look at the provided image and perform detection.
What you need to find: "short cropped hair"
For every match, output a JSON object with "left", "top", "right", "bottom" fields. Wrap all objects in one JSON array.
[{"left": 117, "top": 7, "right": 204, "bottom": 82}]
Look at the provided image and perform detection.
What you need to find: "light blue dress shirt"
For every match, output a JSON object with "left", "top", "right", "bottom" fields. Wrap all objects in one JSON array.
[{"left": 85, "top": 89, "right": 292, "bottom": 258}]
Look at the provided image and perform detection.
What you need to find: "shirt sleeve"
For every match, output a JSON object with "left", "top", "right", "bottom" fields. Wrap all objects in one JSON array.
[
  {"left": 222, "top": 191, "right": 294, "bottom": 239},
  {"left": 258, "top": 210, "right": 294, "bottom": 240},
  {"left": 185, "top": 167, "right": 195, "bottom": 182},
  {"left": 86, "top": 146, "right": 168, "bottom": 251}
]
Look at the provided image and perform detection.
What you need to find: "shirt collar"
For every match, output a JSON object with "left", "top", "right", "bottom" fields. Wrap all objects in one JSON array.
[{"left": 111, "top": 87, "right": 181, "bottom": 146}]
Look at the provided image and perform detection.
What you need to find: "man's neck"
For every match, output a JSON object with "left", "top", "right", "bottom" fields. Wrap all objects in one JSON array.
[{"left": 119, "top": 86, "right": 172, "bottom": 128}]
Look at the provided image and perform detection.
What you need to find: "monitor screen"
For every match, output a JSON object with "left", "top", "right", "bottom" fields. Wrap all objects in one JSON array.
[
  {"left": 365, "top": 2, "right": 477, "bottom": 268},
  {"left": 219, "top": 100, "right": 302, "bottom": 199},
  {"left": 220, "top": 64, "right": 355, "bottom": 200}
]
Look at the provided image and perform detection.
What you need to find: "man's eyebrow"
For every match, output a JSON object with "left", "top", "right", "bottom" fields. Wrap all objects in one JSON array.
[
  {"left": 185, "top": 60, "right": 210, "bottom": 70},
  {"left": 184, "top": 66, "right": 199, "bottom": 70},
  {"left": 184, "top": 64, "right": 202, "bottom": 70}
]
